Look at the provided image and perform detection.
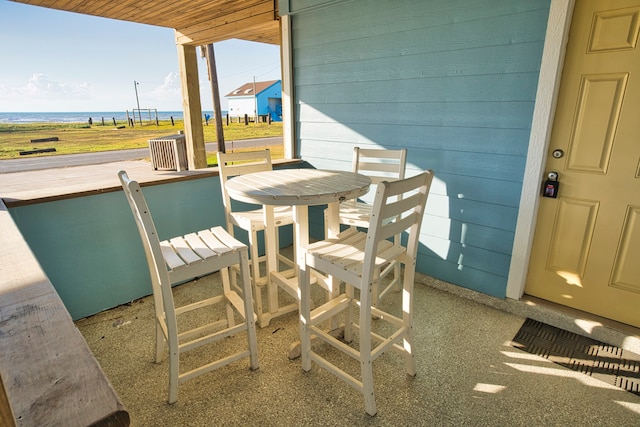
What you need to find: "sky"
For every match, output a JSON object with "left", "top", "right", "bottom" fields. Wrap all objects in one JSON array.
[{"left": 0, "top": 1, "right": 282, "bottom": 112}]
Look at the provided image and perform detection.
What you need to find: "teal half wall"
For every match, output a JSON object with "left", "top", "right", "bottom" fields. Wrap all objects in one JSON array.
[{"left": 9, "top": 177, "right": 226, "bottom": 319}]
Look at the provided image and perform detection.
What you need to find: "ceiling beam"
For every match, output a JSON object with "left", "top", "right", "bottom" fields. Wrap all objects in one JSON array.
[
  {"left": 11, "top": 0, "right": 280, "bottom": 45},
  {"left": 175, "top": 4, "right": 279, "bottom": 45}
]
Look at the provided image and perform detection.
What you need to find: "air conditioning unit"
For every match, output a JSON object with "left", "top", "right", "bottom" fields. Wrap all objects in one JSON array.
[{"left": 148, "top": 134, "right": 188, "bottom": 171}]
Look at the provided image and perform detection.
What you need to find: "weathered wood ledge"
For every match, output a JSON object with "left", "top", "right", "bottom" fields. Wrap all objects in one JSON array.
[{"left": 0, "top": 199, "right": 129, "bottom": 426}]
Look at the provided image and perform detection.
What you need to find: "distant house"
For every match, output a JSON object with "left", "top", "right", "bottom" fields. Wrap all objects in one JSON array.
[{"left": 225, "top": 79, "right": 282, "bottom": 122}]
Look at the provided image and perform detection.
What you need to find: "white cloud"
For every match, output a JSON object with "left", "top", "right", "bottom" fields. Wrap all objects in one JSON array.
[
  {"left": 136, "top": 72, "right": 184, "bottom": 111},
  {"left": 0, "top": 73, "right": 94, "bottom": 111},
  {"left": 147, "top": 72, "right": 181, "bottom": 99},
  {"left": 21, "top": 73, "right": 92, "bottom": 99}
]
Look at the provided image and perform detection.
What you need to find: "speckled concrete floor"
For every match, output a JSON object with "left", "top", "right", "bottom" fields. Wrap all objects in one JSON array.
[{"left": 76, "top": 273, "right": 640, "bottom": 426}]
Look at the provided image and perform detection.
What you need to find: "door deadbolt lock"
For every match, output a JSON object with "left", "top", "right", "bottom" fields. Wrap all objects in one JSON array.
[
  {"left": 543, "top": 171, "right": 560, "bottom": 198},
  {"left": 552, "top": 149, "right": 564, "bottom": 159}
]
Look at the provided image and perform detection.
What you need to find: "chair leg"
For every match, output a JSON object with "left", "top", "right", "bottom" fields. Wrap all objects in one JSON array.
[
  {"left": 152, "top": 286, "right": 167, "bottom": 363},
  {"left": 344, "top": 283, "right": 355, "bottom": 343},
  {"left": 155, "top": 320, "right": 165, "bottom": 364},
  {"left": 238, "top": 249, "right": 260, "bottom": 370},
  {"left": 164, "top": 302, "right": 180, "bottom": 404},
  {"left": 359, "top": 283, "right": 377, "bottom": 416},
  {"left": 372, "top": 262, "right": 400, "bottom": 306},
  {"left": 220, "top": 267, "right": 236, "bottom": 328},
  {"left": 323, "top": 209, "right": 330, "bottom": 240},
  {"left": 226, "top": 225, "right": 239, "bottom": 288},
  {"left": 328, "top": 278, "right": 341, "bottom": 331},
  {"left": 370, "top": 267, "right": 383, "bottom": 310},
  {"left": 402, "top": 268, "right": 417, "bottom": 376},
  {"left": 362, "top": 360, "right": 377, "bottom": 416},
  {"left": 167, "top": 349, "right": 179, "bottom": 404},
  {"left": 247, "top": 229, "right": 265, "bottom": 323},
  {"left": 392, "top": 262, "right": 402, "bottom": 292},
  {"left": 300, "top": 261, "right": 313, "bottom": 372}
]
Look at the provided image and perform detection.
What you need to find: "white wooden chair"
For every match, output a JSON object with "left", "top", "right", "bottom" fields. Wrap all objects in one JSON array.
[
  {"left": 118, "top": 170, "right": 259, "bottom": 404},
  {"left": 324, "top": 147, "right": 407, "bottom": 304},
  {"left": 217, "top": 150, "right": 296, "bottom": 327},
  {"left": 301, "top": 170, "right": 434, "bottom": 416}
]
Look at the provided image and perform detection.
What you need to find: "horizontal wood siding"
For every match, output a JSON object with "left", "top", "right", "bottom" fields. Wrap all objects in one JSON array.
[{"left": 290, "top": 0, "right": 551, "bottom": 297}]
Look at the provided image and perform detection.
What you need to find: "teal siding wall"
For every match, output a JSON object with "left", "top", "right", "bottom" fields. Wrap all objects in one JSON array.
[
  {"left": 287, "top": 0, "right": 551, "bottom": 297},
  {"left": 10, "top": 177, "right": 229, "bottom": 320}
]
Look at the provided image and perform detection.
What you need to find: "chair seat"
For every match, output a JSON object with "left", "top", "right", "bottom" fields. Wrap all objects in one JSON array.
[
  {"left": 229, "top": 206, "right": 294, "bottom": 231},
  {"left": 307, "top": 228, "right": 406, "bottom": 280},
  {"left": 160, "top": 226, "right": 248, "bottom": 284}
]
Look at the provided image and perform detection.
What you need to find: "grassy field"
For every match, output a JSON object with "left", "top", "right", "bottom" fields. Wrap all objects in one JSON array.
[{"left": 0, "top": 120, "right": 284, "bottom": 166}]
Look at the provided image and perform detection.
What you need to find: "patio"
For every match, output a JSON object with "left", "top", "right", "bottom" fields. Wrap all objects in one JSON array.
[
  {"left": 76, "top": 267, "right": 640, "bottom": 426},
  {"left": 2, "top": 1, "right": 639, "bottom": 424},
  {"left": 1, "top": 160, "right": 639, "bottom": 425}
]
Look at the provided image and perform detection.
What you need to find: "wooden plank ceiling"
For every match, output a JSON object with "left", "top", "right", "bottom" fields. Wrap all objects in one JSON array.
[{"left": 11, "top": 0, "right": 280, "bottom": 45}]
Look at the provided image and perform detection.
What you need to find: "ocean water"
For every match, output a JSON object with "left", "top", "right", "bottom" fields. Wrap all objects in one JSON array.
[{"left": 0, "top": 111, "right": 222, "bottom": 124}]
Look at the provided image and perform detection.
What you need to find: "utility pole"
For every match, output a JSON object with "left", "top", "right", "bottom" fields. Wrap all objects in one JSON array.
[
  {"left": 253, "top": 76, "right": 258, "bottom": 125},
  {"left": 203, "top": 44, "right": 225, "bottom": 153},
  {"left": 134, "top": 81, "right": 142, "bottom": 126}
]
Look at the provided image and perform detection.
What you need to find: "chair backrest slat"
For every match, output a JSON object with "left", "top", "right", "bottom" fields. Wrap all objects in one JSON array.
[
  {"left": 217, "top": 149, "right": 273, "bottom": 225},
  {"left": 363, "top": 171, "right": 434, "bottom": 280},
  {"left": 218, "top": 149, "right": 272, "bottom": 178},
  {"left": 352, "top": 147, "right": 407, "bottom": 202},
  {"left": 378, "top": 212, "right": 424, "bottom": 242},
  {"left": 118, "top": 171, "right": 167, "bottom": 283},
  {"left": 353, "top": 147, "right": 407, "bottom": 177},
  {"left": 378, "top": 191, "right": 423, "bottom": 220},
  {"left": 357, "top": 161, "right": 403, "bottom": 174}
]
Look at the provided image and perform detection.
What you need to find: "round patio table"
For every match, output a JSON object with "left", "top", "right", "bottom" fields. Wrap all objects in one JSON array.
[{"left": 225, "top": 168, "right": 371, "bottom": 334}]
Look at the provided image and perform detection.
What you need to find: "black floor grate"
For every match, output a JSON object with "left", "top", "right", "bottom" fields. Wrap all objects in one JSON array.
[{"left": 511, "top": 318, "right": 640, "bottom": 396}]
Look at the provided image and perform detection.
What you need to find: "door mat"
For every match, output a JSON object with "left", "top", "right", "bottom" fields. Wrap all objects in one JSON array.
[{"left": 511, "top": 318, "right": 640, "bottom": 396}]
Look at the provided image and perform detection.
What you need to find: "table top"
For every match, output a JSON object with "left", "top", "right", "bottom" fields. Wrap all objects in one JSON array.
[{"left": 225, "top": 168, "right": 371, "bottom": 206}]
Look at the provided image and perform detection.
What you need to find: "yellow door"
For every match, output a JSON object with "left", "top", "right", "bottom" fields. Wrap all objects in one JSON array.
[{"left": 526, "top": 0, "right": 640, "bottom": 328}]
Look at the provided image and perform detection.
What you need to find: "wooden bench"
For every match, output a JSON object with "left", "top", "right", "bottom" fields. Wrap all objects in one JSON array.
[{"left": 0, "top": 200, "right": 129, "bottom": 426}]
